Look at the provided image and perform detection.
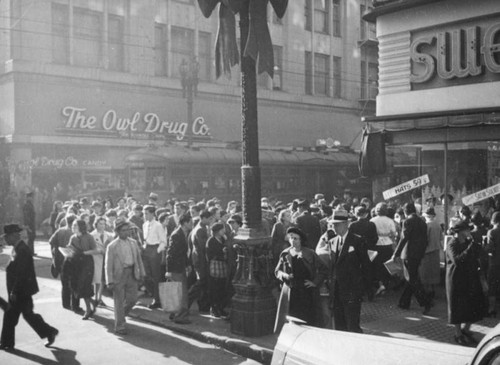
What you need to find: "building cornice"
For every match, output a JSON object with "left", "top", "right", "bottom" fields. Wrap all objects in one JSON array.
[{"left": 363, "top": 0, "right": 444, "bottom": 23}]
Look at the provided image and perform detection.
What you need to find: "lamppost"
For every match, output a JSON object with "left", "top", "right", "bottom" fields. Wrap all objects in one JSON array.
[
  {"left": 197, "top": 0, "right": 288, "bottom": 337},
  {"left": 179, "top": 57, "right": 199, "bottom": 145}
]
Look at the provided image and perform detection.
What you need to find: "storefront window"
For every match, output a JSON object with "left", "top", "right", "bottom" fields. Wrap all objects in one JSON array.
[{"left": 372, "top": 141, "right": 500, "bottom": 227}]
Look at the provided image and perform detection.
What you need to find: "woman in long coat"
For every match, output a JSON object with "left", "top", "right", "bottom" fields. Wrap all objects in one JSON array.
[
  {"left": 446, "top": 219, "right": 485, "bottom": 347},
  {"left": 275, "top": 227, "right": 327, "bottom": 330},
  {"left": 486, "top": 211, "right": 500, "bottom": 316}
]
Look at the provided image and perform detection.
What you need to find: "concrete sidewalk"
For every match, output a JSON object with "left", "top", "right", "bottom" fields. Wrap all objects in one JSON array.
[{"left": 30, "top": 239, "right": 500, "bottom": 364}]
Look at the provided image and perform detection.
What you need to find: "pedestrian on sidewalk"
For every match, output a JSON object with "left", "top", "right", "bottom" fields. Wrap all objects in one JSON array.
[
  {"left": 316, "top": 210, "right": 370, "bottom": 333},
  {"left": 0, "top": 224, "right": 59, "bottom": 351},
  {"left": 276, "top": 227, "right": 327, "bottom": 329},
  {"left": 23, "top": 191, "right": 36, "bottom": 255},
  {"left": 446, "top": 219, "right": 485, "bottom": 347},
  {"left": 0, "top": 238, "right": 9, "bottom": 312},
  {"left": 106, "top": 220, "right": 146, "bottom": 335},
  {"left": 142, "top": 205, "right": 167, "bottom": 309},
  {"left": 188, "top": 209, "right": 213, "bottom": 313},
  {"left": 165, "top": 213, "right": 193, "bottom": 324},
  {"left": 206, "top": 222, "right": 229, "bottom": 318},
  {"left": 393, "top": 203, "right": 433, "bottom": 315},
  {"left": 49, "top": 214, "right": 79, "bottom": 310}
]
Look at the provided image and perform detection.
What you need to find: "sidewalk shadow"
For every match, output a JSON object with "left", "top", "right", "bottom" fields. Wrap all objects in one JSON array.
[
  {"left": 92, "top": 314, "right": 249, "bottom": 364},
  {"left": 49, "top": 347, "right": 81, "bottom": 365},
  {"left": 5, "top": 349, "right": 59, "bottom": 365}
]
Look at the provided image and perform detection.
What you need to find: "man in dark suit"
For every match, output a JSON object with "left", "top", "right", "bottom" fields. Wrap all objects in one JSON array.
[
  {"left": 348, "top": 205, "right": 378, "bottom": 300},
  {"left": 295, "top": 199, "right": 322, "bottom": 249},
  {"left": 166, "top": 213, "right": 193, "bottom": 324},
  {"left": 0, "top": 224, "right": 59, "bottom": 350},
  {"left": 23, "top": 192, "right": 36, "bottom": 254},
  {"left": 187, "top": 209, "right": 213, "bottom": 312},
  {"left": 393, "top": 202, "right": 432, "bottom": 314},
  {"left": 316, "top": 210, "right": 371, "bottom": 333}
]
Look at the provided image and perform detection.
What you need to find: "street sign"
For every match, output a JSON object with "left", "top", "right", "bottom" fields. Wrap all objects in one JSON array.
[
  {"left": 383, "top": 174, "right": 430, "bottom": 200},
  {"left": 462, "top": 183, "right": 500, "bottom": 206}
]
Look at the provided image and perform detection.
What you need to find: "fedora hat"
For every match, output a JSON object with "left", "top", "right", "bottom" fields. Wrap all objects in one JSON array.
[
  {"left": 114, "top": 218, "right": 131, "bottom": 232},
  {"left": 2, "top": 224, "right": 23, "bottom": 237},
  {"left": 329, "top": 209, "right": 350, "bottom": 223}
]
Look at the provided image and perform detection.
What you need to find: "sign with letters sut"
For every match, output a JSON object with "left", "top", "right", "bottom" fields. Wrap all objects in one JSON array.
[
  {"left": 462, "top": 183, "right": 500, "bottom": 206},
  {"left": 383, "top": 174, "right": 430, "bottom": 200}
]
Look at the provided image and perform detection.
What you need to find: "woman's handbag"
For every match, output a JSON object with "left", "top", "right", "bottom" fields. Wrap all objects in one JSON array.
[
  {"left": 159, "top": 280, "right": 182, "bottom": 312},
  {"left": 209, "top": 260, "right": 228, "bottom": 278}
]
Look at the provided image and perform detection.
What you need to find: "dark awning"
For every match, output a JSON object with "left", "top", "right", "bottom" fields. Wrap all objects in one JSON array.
[
  {"left": 362, "top": 107, "right": 500, "bottom": 145},
  {"left": 124, "top": 146, "right": 359, "bottom": 167}
]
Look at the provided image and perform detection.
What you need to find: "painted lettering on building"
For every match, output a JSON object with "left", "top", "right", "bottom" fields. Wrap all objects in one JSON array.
[
  {"left": 5, "top": 156, "right": 108, "bottom": 172},
  {"left": 62, "top": 106, "right": 211, "bottom": 141},
  {"left": 410, "top": 22, "right": 500, "bottom": 83}
]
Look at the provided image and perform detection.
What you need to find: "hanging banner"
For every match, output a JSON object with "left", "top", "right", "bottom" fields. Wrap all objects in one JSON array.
[
  {"left": 383, "top": 174, "right": 430, "bottom": 200},
  {"left": 462, "top": 183, "right": 500, "bottom": 206}
]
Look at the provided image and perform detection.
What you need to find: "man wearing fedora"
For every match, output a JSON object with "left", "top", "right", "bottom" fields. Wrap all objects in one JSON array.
[
  {"left": 105, "top": 219, "right": 146, "bottom": 335},
  {"left": 316, "top": 209, "right": 371, "bottom": 333},
  {"left": 1, "top": 224, "right": 59, "bottom": 350}
]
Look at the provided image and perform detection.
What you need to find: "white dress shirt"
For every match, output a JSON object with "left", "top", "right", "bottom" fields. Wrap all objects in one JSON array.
[{"left": 143, "top": 219, "right": 167, "bottom": 250}]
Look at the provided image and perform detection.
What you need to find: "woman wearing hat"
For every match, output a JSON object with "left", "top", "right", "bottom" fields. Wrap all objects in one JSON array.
[
  {"left": 446, "top": 219, "right": 485, "bottom": 346},
  {"left": 275, "top": 227, "right": 327, "bottom": 328},
  {"left": 486, "top": 212, "right": 500, "bottom": 317}
]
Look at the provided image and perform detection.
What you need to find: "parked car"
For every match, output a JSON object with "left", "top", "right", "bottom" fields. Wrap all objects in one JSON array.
[{"left": 271, "top": 320, "right": 500, "bottom": 365}]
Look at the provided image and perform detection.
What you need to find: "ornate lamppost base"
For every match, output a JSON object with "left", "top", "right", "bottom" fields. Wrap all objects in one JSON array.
[{"left": 230, "top": 228, "right": 277, "bottom": 337}]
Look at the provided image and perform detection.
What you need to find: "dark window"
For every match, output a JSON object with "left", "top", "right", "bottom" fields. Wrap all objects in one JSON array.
[
  {"left": 332, "top": 0, "right": 341, "bottom": 37},
  {"left": 108, "top": 14, "right": 124, "bottom": 71},
  {"left": 171, "top": 27, "right": 195, "bottom": 78},
  {"left": 154, "top": 23, "right": 167, "bottom": 76},
  {"left": 52, "top": 3, "right": 69, "bottom": 64}
]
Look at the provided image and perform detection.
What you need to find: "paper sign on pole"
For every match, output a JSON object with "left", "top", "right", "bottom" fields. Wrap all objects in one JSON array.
[
  {"left": 462, "top": 183, "right": 500, "bottom": 206},
  {"left": 383, "top": 174, "right": 430, "bottom": 200}
]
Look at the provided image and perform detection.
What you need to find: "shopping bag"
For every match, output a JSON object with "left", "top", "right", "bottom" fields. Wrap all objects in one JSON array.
[
  {"left": 384, "top": 257, "right": 403, "bottom": 278},
  {"left": 159, "top": 281, "right": 182, "bottom": 312}
]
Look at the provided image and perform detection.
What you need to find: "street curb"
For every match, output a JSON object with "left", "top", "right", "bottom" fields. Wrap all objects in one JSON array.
[{"left": 128, "top": 311, "right": 273, "bottom": 365}]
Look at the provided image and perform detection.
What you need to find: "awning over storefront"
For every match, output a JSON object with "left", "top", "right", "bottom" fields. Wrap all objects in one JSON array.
[
  {"left": 124, "top": 145, "right": 359, "bottom": 167},
  {"left": 362, "top": 107, "right": 500, "bottom": 145}
]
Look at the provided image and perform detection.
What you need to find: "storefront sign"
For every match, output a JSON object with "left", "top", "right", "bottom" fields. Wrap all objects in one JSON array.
[
  {"left": 62, "top": 106, "right": 211, "bottom": 141},
  {"left": 462, "top": 183, "right": 500, "bottom": 206},
  {"left": 6, "top": 156, "right": 108, "bottom": 172},
  {"left": 383, "top": 174, "right": 430, "bottom": 200},
  {"left": 410, "top": 22, "right": 500, "bottom": 84}
]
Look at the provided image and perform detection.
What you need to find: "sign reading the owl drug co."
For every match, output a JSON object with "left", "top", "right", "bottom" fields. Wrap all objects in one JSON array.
[
  {"left": 462, "top": 183, "right": 500, "bottom": 206},
  {"left": 383, "top": 174, "right": 430, "bottom": 200}
]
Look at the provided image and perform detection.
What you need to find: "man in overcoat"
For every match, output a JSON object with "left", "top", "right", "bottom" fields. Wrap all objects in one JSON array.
[
  {"left": 0, "top": 224, "right": 59, "bottom": 350},
  {"left": 106, "top": 220, "right": 146, "bottom": 335},
  {"left": 166, "top": 213, "right": 193, "bottom": 324},
  {"left": 316, "top": 209, "right": 371, "bottom": 333},
  {"left": 295, "top": 199, "right": 322, "bottom": 249},
  {"left": 393, "top": 202, "right": 432, "bottom": 314}
]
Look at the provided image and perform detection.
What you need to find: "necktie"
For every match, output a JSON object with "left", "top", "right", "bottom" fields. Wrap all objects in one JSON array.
[
  {"left": 337, "top": 237, "right": 343, "bottom": 253},
  {"left": 101, "top": 234, "right": 105, "bottom": 245}
]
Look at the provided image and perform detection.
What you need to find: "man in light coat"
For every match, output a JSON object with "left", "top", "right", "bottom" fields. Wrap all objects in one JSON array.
[{"left": 106, "top": 220, "right": 145, "bottom": 335}]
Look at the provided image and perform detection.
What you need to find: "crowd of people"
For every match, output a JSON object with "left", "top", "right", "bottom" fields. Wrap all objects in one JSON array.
[{"left": 2, "top": 187, "right": 500, "bottom": 349}]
